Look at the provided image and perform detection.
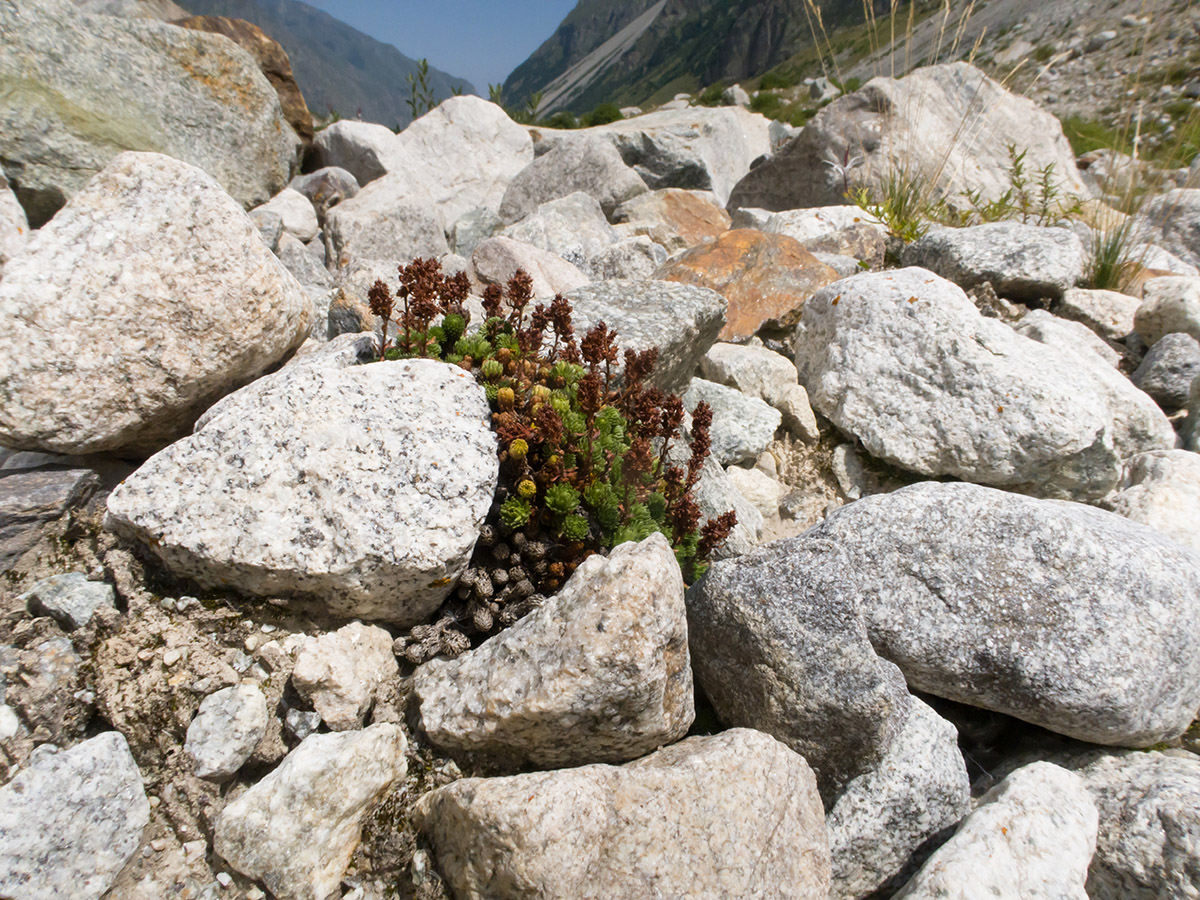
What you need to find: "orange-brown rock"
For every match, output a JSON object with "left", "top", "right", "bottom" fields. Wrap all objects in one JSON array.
[
  {"left": 612, "top": 188, "right": 732, "bottom": 252},
  {"left": 656, "top": 230, "right": 839, "bottom": 341},
  {"left": 177, "top": 16, "right": 314, "bottom": 144}
]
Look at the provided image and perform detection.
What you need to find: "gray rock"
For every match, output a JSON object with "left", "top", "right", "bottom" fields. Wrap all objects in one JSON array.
[
  {"left": 471, "top": 235, "right": 589, "bottom": 298},
  {"left": 1013, "top": 309, "right": 1123, "bottom": 368},
  {"left": 291, "top": 622, "right": 398, "bottom": 731},
  {"left": 414, "top": 534, "right": 693, "bottom": 769},
  {"left": 324, "top": 185, "right": 448, "bottom": 272},
  {"left": 1134, "top": 189, "right": 1200, "bottom": 268},
  {"left": 1131, "top": 332, "right": 1200, "bottom": 408},
  {"left": 813, "top": 252, "right": 866, "bottom": 277},
  {"left": 893, "top": 762, "right": 1097, "bottom": 900},
  {"left": 731, "top": 207, "right": 773, "bottom": 229},
  {"left": 1136, "top": 277, "right": 1200, "bottom": 346},
  {"left": 723, "top": 84, "right": 751, "bottom": 107},
  {"left": 611, "top": 188, "right": 732, "bottom": 253},
  {"left": 587, "top": 236, "right": 668, "bottom": 280},
  {"left": 808, "top": 481, "right": 1200, "bottom": 746},
  {"left": 729, "top": 63, "right": 1086, "bottom": 215},
  {"left": 725, "top": 466, "right": 786, "bottom": 522},
  {"left": 699, "top": 339, "right": 800, "bottom": 407},
  {"left": 685, "top": 538, "right": 913, "bottom": 800},
  {"left": 0, "top": 469, "right": 99, "bottom": 569},
  {"left": 105, "top": 358, "right": 497, "bottom": 625},
  {"left": 794, "top": 268, "right": 1171, "bottom": 501},
  {"left": 1076, "top": 751, "right": 1200, "bottom": 900},
  {"left": 499, "top": 136, "right": 648, "bottom": 223},
  {"left": 21, "top": 572, "right": 114, "bottom": 631},
  {"left": 0, "top": 165, "right": 28, "bottom": 269},
  {"left": 1057, "top": 287, "right": 1141, "bottom": 341},
  {"left": 184, "top": 683, "right": 268, "bottom": 781},
  {"left": 0, "top": 0, "right": 298, "bottom": 226},
  {"left": 902, "top": 222, "right": 1084, "bottom": 301},
  {"left": 249, "top": 208, "right": 283, "bottom": 253},
  {"left": 0, "top": 152, "right": 312, "bottom": 457},
  {"left": 414, "top": 729, "right": 831, "bottom": 900},
  {"left": 688, "top": 453, "right": 763, "bottom": 559},
  {"left": 1187, "top": 376, "right": 1200, "bottom": 451},
  {"left": 827, "top": 698, "right": 970, "bottom": 900},
  {"left": 289, "top": 167, "right": 360, "bottom": 222},
  {"left": 278, "top": 233, "right": 334, "bottom": 291},
  {"left": 565, "top": 280, "right": 727, "bottom": 394},
  {"left": 215, "top": 724, "right": 406, "bottom": 900},
  {"left": 765, "top": 205, "right": 887, "bottom": 266},
  {"left": 682, "top": 378, "right": 781, "bottom": 465},
  {"left": 255, "top": 188, "right": 319, "bottom": 243},
  {"left": 450, "top": 207, "right": 503, "bottom": 257},
  {"left": 1108, "top": 450, "right": 1200, "bottom": 555},
  {"left": 500, "top": 191, "right": 617, "bottom": 272},
  {"left": 284, "top": 708, "right": 322, "bottom": 742},
  {"left": 312, "top": 120, "right": 400, "bottom": 187},
  {"left": 0, "top": 732, "right": 150, "bottom": 900}
]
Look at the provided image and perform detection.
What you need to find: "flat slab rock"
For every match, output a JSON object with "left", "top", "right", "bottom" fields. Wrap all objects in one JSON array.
[
  {"left": 414, "top": 534, "right": 693, "bottom": 769},
  {"left": 414, "top": 728, "right": 831, "bottom": 900},
  {"left": 806, "top": 481, "right": 1200, "bottom": 746},
  {"left": 105, "top": 357, "right": 497, "bottom": 625}
]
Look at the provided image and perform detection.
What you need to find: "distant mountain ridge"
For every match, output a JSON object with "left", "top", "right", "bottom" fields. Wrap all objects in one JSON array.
[
  {"left": 178, "top": 0, "right": 473, "bottom": 128},
  {"left": 503, "top": 0, "right": 868, "bottom": 115}
]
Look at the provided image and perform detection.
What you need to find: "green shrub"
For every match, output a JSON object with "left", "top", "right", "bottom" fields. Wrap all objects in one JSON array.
[
  {"left": 581, "top": 102, "right": 624, "bottom": 127},
  {"left": 759, "top": 71, "right": 793, "bottom": 91},
  {"left": 1033, "top": 43, "right": 1055, "bottom": 63}
]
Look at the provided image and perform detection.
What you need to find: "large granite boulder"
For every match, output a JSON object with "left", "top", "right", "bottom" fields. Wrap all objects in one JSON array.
[
  {"left": 0, "top": 153, "right": 311, "bottom": 457},
  {"left": 311, "top": 120, "right": 399, "bottom": 187},
  {"left": 323, "top": 187, "right": 448, "bottom": 271},
  {"left": 499, "top": 136, "right": 648, "bottom": 223},
  {"left": 0, "top": 165, "right": 28, "bottom": 270},
  {"left": 794, "top": 268, "right": 1173, "bottom": 500},
  {"left": 0, "top": 0, "right": 299, "bottom": 226},
  {"left": 500, "top": 191, "right": 618, "bottom": 273},
  {"left": 1134, "top": 189, "right": 1200, "bottom": 269},
  {"left": 1130, "top": 332, "right": 1200, "bottom": 409},
  {"left": 471, "top": 236, "right": 589, "bottom": 298},
  {"left": 1107, "top": 450, "right": 1200, "bottom": 555},
  {"left": 728, "top": 63, "right": 1086, "bottom": 215},
  {"left": 105, "top": 358, "right": 497, "bottom": 625},
  {"left": 414, "top": 729, "right": 831, "bottom": 900},
  {"left": 1135, "top": 276, "right": 1200, "bottom": 345},
  {"left": 413, "top": 535, "right": 693, "bottom": 769},
  {"left": 611, "top": 188, "right": 731, "bottom": 252},
  {"left": 804, "top": 482, "right": 1200, "bottom": 746}
]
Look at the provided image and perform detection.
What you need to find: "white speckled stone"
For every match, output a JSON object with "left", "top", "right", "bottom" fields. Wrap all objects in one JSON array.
[
  {"left": 255, "top": 188, "right": 319, "bottom": 243},
  {"left": 414, "top": 729, "right": 831, "bottom": 900},
  {"left": 0, "top": 165, "right": 27, "bottom": 270},
  {"left": 105, "top": 358, "right": 497, "bottom": 625},
  {"left": 893, "top": 762, "right": 1097, "bottom": 900},
  {"left": 0, "top": 152, "right": 312, "bottom": 456},
  {"left": 184, "top": 683, "right": 268, "bottom": 780},
  {"left": 1136, "top": 277, "right": 1200, "bottom": 345},
  {"left": 1108, "top": 450, "right": 1200, "bottom": 555},
  {"left": 0, "top": 732, "right": 150, "bottom": 900},
  {"left": 683, "top": 378, "right": 781, "bottom": 466},
  {"left": 414, "top": 534, "right": 693, "bottom": 768},
  {"left": 215, "top": 724, "right": 406, "bottom": 900},
  {"left": 292, "top": 622, "right": 398, "bottom": 731}
]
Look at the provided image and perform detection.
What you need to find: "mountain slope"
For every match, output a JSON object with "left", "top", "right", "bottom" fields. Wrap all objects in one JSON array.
[
  {"left": 503, "top": 0, "right": 865, "bottom": 114},
  {"left": 178, "top": 0, "right": 473, "bottom": 127}
]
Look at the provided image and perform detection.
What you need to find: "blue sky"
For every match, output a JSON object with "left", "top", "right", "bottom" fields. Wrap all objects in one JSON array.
[{"left": 302, "top": 0, "right": 579, "bottom": 92}]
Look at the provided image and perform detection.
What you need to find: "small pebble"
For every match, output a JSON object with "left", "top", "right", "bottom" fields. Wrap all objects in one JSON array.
[
  {"left": 160, "top": 598, "right": 177, "bottom": 611},
  {"left": 215, "top": 872, "right": 232, "bottom": 887},
  {"left": 260, "top": 624, "right": 277, "bottom": 633},
  {"left": 137, "top": 649, "right": 155, "bottom": 662},
  {"left": 149, "top": 795, "right": 161, "bottom": 808},
  {"left": 243, "top": 635, "right": 260, "bottom": 652},
  {"left": 163, "top": 649, "right": 182, "bottom": 667},
  {"left": 151, "top": 838, "right": 169, "bottom": 852},
  {"left": 246, "top": 889, "right": 265, "bottom": 900}
]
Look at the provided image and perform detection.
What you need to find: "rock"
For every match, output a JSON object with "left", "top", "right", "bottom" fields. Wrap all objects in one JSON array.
[
  {"left": 176, "top": 14, "right": 314, "bottom": 143},
  {"left": 215, "top": 724, "right": 406, "bottom": 900},
  {"left": 564, "top": 280, "right": 727, "bottom": 393},
  {"left": 20, "top": 572, "right": 115, "bottom": 631},
  {"left": 892, "top": 762, "right": 1097, "bottom": 900},
  {"left": 278, "top": 233, "right": 334, "bottom": 291},
  {"left": 1076, "top": 751, "right": 1200, "bottom": 900},
  {"left": 0, "top": 469, "right": 99, "bottom": 569},
  {"left": 827, "top": 698, "right": 970, "bottom": 900},
  {"left": 1057, "top": 287, "right": 1141, "bottom": 341},
  {"left": 795, "top": 268, "right": 1173, "bottom": 501},
  {"left": 725, "top": 466, "right": 785, "bottom": 521},
  {"left": 0, "top": 165, "right": 28, "bottom": 269},
  {"left": 254, "top": 188, "right": 319, "bottom": 243},
  {"left": 1107, "top": 450, "right": 1200, "bottom": 555},
  {"left": 105, "top": 358, "right": 497, "bottom": 625},
  {"left": 500, "top": 192, "right": 617, "bottom": 272},
  {"left": 323, "top": 186, "right": 448, "bottom": 271},
  {"left": 291, "top": 622, "right": 398, "bottom": 731},
  {"left": 765, "top": 205, "right": 887, "bottom": 266},
  {"left": 587, "top": 236, "right": 668, "bottom": 280},
  {"left": 414, "top": 535, "right": 693, "bottom": 769},
  {"left": 683, "top": 378, "right": 781, "bottom": 465},
  {"left": 685, "top": 539, "right": 913, "bottom": 800},
  {"left": 1135, "top": 189, "right": 1200, "bottom": 268},
  {"left": 1013, "top": 309, "right": 1123, "bottom": 368},
  {"left": 902, "top": 222, "right": 1085, "bottom": 301},
  {"left": 730, "top": 206, "right": 773, "bottom": 229},
  {"left": 0, "top": 732, "right": 150, "bottom": 900},
  {"left": 0, "top": 152, "right": 312, "bottom": 457},
  {"left": 289, "top": 167, "right": 360, "bottom": 222},
  {"left": 723, "top": 84, "right": 752, "bottom": 107},
  {"left": 414, "top": 729, "right": 831, "bottom": 900},
  {"left": 0, "top": 0, "right": 299, "bottom": 226},
  {"left": 806, "top": 481, "right": 1200, "bottom": 746},
  {"left": 611, "top": 188, "right": 732, "bottom": 252},
  {"left": 728, "top": 63, "right": 1086, "bottom": 215},
  {"left": 312, "top": 120, "right": 400, "bottom": 187},
  {"left": 471, "top": 236, "right": 589, "bottom": 298},
  {"left": 1187, "top": 376, "right": 1200, "bottom": 451},
  {"left": 1131, "top": 332, "right": 1200, "bottom": 408},
  {"left": 184, "top": 683, "right": 269, "bottom": 781},
  {"left": 250, "top": 208, "right": 283, "bottom": 253},
  {"left": 657, "top": 229, "right": 839, "bottom": 341},
  {"left": 499, "top": 136, "right": 648, "bottom": 223},
  {"left": 1, "top": 637, "right": 89, "bottom": 767},
  {"left": 689, "top": 453, "right": 763, "bottom": 559},
  {"left": 699, "top": 339, "right": 800, "bottom": 407},
  {"left": 450, "top": 207, "right": 503, "bottom": 257},
  {"left": 1135, "top": 276, "right": 1200, "bottom": 345},
  {"left": 777, "top": 383, "right": 821, "bottom": 441}
]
